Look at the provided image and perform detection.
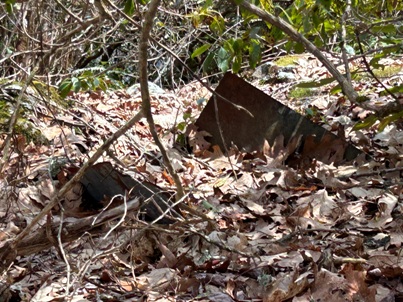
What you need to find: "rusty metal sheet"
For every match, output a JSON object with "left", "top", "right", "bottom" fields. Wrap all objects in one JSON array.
[{"left": 195, "top": 72, "right": 362, "bottom": 165}]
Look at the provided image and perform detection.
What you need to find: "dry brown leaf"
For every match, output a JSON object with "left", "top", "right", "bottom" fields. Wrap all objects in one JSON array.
[{"left": 263, "top": 270, "right": 308, "bottom": 302}]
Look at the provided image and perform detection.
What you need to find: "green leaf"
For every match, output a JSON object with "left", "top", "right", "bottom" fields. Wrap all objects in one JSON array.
[
  {"left": 317, "top": 0, "right": 331, "bottom": 11},
  {"left": 176, "top": 121, "right": 186, "bottom": 132},
  {"left": 217, "top": 47, "right": 230, "bottom": 72},
  {"left": 379, "top": 84, "right": 403, "bottom": 96},
  {"left": 79, "top": 78, "right": 90, "bottom": 90},
  {"left": 223, "top": 39, "right": 235, "bottom": 55},
  {"left": 378, "top": 111, "right": 403, "bottom": 132},
  {"left": 191, "top": 44, "right": 211, "bottom": 59},
  {"left": 271, "top": 27, "right": 284, "bottom": 41},
  {"left": 369, "top": 52, "right": 386, "bottom": 69},
  {"left": 203, "top": 51, "right": 215, "bottom": 74},
  {"left": 296, "top": 77, "right": 336, "bottom": 88},
  {"left": 59, "top": 80, "right": 73, "bottom": 98},
  {"left": 93, "top": 77, "right": 100, "bottom": 88},
  {"left": 233, "top": 38, "right": 244, "bottom": 54},
  {"left": 210, "top": 16, "right": 225, "bottom": 35},
  {"left": 3, "top": 0, "right": 15, "bottom": 14},
  {"left": 183, "top": 111, "right": 191, "bottom": 120},
  {"left": 248, "top": 40, "right": 261, "bottom": 69},
  {"left": 234, "top": 0, "right": 243, "bottom": 5},
  {"left": 71, "top": 77, "right": 81, "bottom": 92},
  {"left": 5, "top": 3, "right": 12, "bottom": 14},
  {"left": 303, "top": 15, "right": 312, "bottom": 33},
  {"left": 305, "top": 107, "right": 315, "bottom": 116},
  {"left": 203, "top": 0, "right": 213, "bottom": 9},
  {"left": 294, "top": 42, "right": 305, "bottom": 54},
  {"left": 372, "top": 24, "right": 396, "bottom": 34},
  {"left": 314, "top": 35, "right": 324, "bottom": 48},
  {"left": 123, "top": 0, "right": 135, "bottom": 15},
  {"left": 98, "top": 80, "right": 108, "bottom": 91},
  {"left": 249, "top": 26, "right": 261, "bottom": 39},
  {"left": 312, "top": 13, "right": 321, "bottom": 28},
  {"left": 232, "top": 55, "right": 242, "bottom": 73},
  {"left": 82, "top": 70, "right": 93, "bottom": 77},
  {"left": 329, "top": 84, "right": 341, "bottom": 94},
  {"left": 379, "top": 38, "right": 401, "bottom": 44},
  {"left": 323, "top": 20, "right": 335, "bottom": 33},
  {"left": 259, "top": 0, "right": 273, "bottom": 11},
  {"left": 217, "top": 58, "right": 229, "bottom": 73},
  {"left": 352, "top": 115, "right": 378, "bottom": 131}
]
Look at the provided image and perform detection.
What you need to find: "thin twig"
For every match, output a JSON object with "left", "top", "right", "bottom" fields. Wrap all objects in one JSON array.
[
  {"left": 0, "top": 67, "right": 38, "bottom": 172},
  {"left": 341, "top": 0, "right": 352, "bottom": 83},
  {"left": 355, "top": 31, "right": 399, "bottom": 101},
  {"left": 104, "top": 0, "right": 254, "bottom": 118},
  {"left": 0, "top": 110, "right": 145, "bottom": 272},
  {"left": 235, "top": 0, "right": 403, "bottom": 117},
  {"left": 139, "top": 0, "right": 185, "bottom": 200},
  {"left": 57, "top": 209, "right": 72, "bottom": 298}
]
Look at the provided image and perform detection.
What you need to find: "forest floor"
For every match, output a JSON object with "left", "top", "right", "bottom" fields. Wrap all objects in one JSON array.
[{"left": 0, "top": 54, "right": 403, "bottom": 302}]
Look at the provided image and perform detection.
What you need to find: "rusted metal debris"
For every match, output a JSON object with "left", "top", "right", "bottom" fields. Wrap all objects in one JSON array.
[
  {"left": 67, "top": 162, "right": 178, "bottom": 224},
  {"left": 195, "top": 72, "right": 363, "bottom": 166}
]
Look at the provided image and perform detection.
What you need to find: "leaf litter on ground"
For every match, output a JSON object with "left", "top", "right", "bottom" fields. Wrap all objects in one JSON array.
[{"left": 0, "top": 55, "right": 402, "bottom": 301}]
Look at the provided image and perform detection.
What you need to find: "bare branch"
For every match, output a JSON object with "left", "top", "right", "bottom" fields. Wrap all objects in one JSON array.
[
  {"left": 0, "top": 110, "right": 145, "bottom": 272},
  {"left": 235, "top": 0, "right": 403, "bottom": 117},
  {"left": 139, "top": 0, "right": 185, "bottom": 200}
]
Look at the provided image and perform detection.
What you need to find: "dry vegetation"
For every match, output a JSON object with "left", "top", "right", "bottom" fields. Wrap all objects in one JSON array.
[{"left": 0, "top": 0, "right": 403, "bottom": 301}]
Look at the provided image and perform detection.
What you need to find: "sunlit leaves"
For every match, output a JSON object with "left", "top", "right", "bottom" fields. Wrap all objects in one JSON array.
[
  {"left": 352, "top": 115, "right": 378, "bottom": 130},
  {"left": 191, "top": 44, "right": 211, "bottom": 59},
  {"left": 296, "top": 77, "right": 336, "bottom": 88},
  {"left": 316, "top": 0, "right": 331, "bottom": 11},
  {"left": 210, "top": 16, "right": 225, "bottom": 35},
  {"left": 259, "top": 0, "right": 273, "bottom": 12},
  {"left": 195, "top": 36, "right": 261, "bottom": 74},
  {"left": 378, "top": 111, "right": 403, "bottom": 132},
  {"left": 379, "top": 85, "right": 403, "bottom": 96},
  {"left": 353, "top": 110, "right": 403, "bottom": 132},
  {"left": 190, "top": 4, "right": 224, "bottom": 35},
  {"left": 372, "top": 24, "right": 396, "bottom": 35},
  {"left": 232, "top": 54, "right": 242, "bottom": 73}
]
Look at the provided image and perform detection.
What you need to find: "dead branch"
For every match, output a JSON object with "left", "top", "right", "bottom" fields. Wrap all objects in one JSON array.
[
  {"left": 139, "top": 0, "right": 185, "bottom": 200},
  {"left": 6, "top": 198, "right": 141, "bottom": 257},
  {"left": 0, "top": 110, "right": 144, "bottom": 272}
]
